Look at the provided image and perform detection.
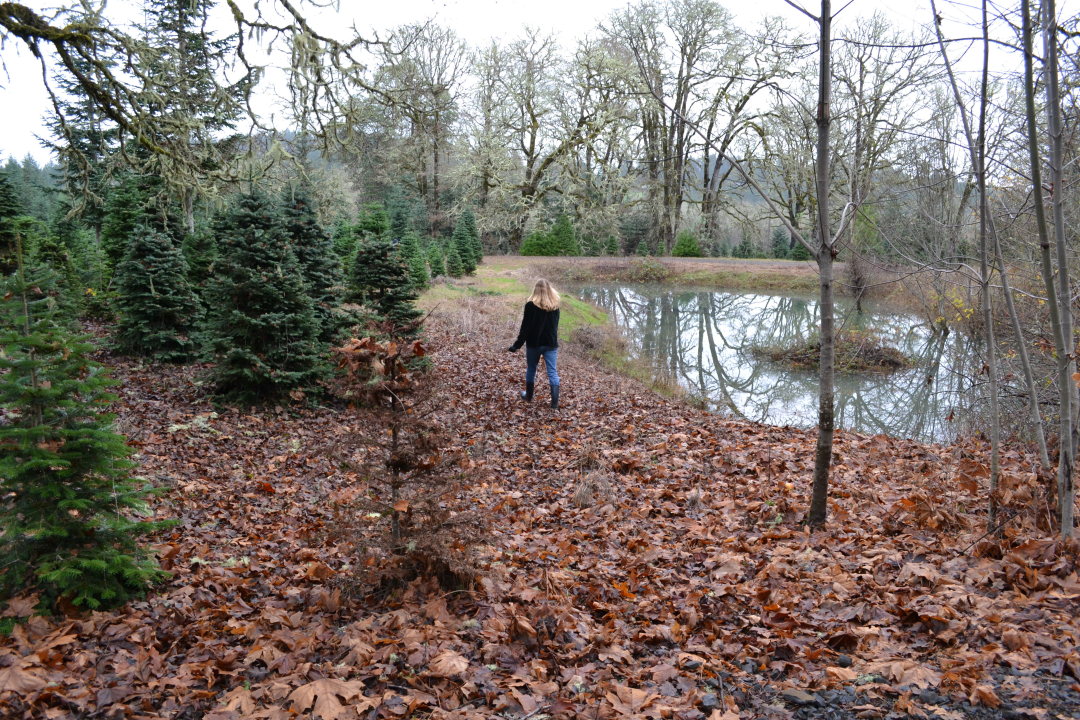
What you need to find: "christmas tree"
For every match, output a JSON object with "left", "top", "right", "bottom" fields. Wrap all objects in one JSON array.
[
  {"left": 205, "top": 192, "right": 324, "bottom": 404},
  {"left": 0, "top": 238, "right": 166, "bottom": 609},
  {"left": 100, "top": 173, "right": 152, "bottom": 273},
  {"left": 451, "top": 215, "right": 477, "bottom": 275},
  {"left": 398, "top": 229, "right": 430, "bottom": 290},
  {"left": 113, "top": 224, "right": 202, "bottom": 362},
  {"left": 427, "top": 243, "right": 445, "bottom": 278},
  {"left": 349, "top": 236, "right": 422, "bottom": 335},
  {"left": 459, "top": 208, "right": 482, "bottom": 266},
  {"left": 282, "top": 186, "right": 345, "bottom": 343},
  {"left": 0, "top": 171, "right": 26, "bottom": 274},
  {"left": 445, "top": 244, "right": 465, "bottom": 277}
]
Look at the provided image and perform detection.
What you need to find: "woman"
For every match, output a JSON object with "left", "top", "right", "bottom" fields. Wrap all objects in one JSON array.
[{"left": 507, "top": 279, "right": 561, "bottom": 409}]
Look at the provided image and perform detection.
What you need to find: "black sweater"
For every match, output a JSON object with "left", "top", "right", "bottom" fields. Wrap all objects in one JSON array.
[{"left": 510, "top": 301, "right": 560, "bottom": 350}]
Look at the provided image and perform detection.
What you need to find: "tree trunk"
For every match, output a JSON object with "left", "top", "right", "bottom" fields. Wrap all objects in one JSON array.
[
  {"left": 1023, "top": 0, "right": 1074, "bottom": 536},
  {"left": 1042, "top": 0, "right": 1076, "bottom": 536},
  {"left": 976, "top": 0, "right": 1002, "bottom": 529},
  {"left": 808, "top": 0, "right": 834, "bottom": 528}
]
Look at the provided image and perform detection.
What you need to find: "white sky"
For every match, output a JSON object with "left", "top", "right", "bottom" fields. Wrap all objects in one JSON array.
[{"left": 0, "top": 0, "right": 1052, "bottom": 165}]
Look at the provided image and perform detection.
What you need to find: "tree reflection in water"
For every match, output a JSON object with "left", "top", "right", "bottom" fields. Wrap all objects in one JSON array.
[{"left": 576, "top": 285, "right": 977, "bottom": 443}]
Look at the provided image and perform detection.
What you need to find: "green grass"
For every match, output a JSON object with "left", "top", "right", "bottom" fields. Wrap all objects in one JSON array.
[
  {"left": 560, "top": 294, "right": 607, "bottom": 335},
  {"left": 677, "top": 268, "right": 819, "bottom": 293},
  {"left": 419, "top": 274, "right": 608, "bottom": 335}
]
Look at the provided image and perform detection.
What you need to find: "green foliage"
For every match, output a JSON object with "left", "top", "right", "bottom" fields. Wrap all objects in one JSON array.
[
  {"left": 605, "top": 234, "right": 621, "bottom": 256},
  {"left": 550, "top": 214, "right": 580, "bottom": 256},
  {"left": 2, "top": 156, "right": 60, "bottom": 224},
  {"left": 332, "top": 220, "right": 359, "bottom": 275},
  {"left": 519, "top": 230, "right": 558, "bottom": 256},
  {"left": 181, "top": 224, "right": 217, "bottom": 297},
  {"left": 283, "top": 187, "right": 345, "bottom": 343},
  {"left": 459, "top": 208, "right": 482, "bottom": 265},
  {"left": 113, "top": 224, "right": 202, "bottom": 362},
  {"left": 445, "top": 245, "right": 465, "bottom": 277},
  {"left": 771, "top": 228, "right": 790, "bottom": 259},
  {"left": 0, "top": 172, "right": 25, "bottom": 274},
  {"left": 732, "top": 236, "right": 756, "bottom": 259},
  {"left": 355, "top": 203, "right": 390, "bottom": 239},
  {"left": 30, "top": 229, "right": 83, "bottom": 315},
  {"left": 349, "top": 236, "right": 423, "bottom": 335},
  {"left": 427, "top": 243, "right": 445, "bottom": 278},
  {"left": 101, "top": 174, "right": 152, "bottom": 273},
  {"left": 790, "top": 240, "right": 811, "bottom": 261},
  {"left": 205, "top": 192, "right": 325, "bottom": 404},
  {"left": 398, "top": 230, "right": 430, "bottom": 289},
  {"left": 671, "top": 231, "right": 703, "bottom": 257},
  {"left": 0, "top": 245, "right": 166, "bottom": 609},
  {"left": 451, "top": 214, "right": 478, "bottom": 274}
]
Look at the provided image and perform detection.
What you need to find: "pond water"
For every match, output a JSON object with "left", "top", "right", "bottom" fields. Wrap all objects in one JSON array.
[{"left": 573, "top": 285, "right": 980, "bottom": 444}]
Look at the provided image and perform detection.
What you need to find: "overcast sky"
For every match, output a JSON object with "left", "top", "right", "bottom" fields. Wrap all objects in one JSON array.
[{"left": 0, "top": 0, "right": 1046, "bottom": 165}]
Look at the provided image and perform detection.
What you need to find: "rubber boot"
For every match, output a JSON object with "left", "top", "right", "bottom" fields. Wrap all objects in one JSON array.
[
  {"left": 551, "top": 384, "right": 560, "bottom": 409},
  {"left": 520, "top": 382, "right": 534, "bottom": 401}
]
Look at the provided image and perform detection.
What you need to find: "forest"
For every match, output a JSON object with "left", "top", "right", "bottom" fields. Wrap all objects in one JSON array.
[{"left": 0, "top": 0, "right": 1078, "bottom": 717}]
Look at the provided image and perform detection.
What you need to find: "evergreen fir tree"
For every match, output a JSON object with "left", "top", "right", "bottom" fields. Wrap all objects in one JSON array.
[
  {"left": 605, "top": 234, "right": 621, "bottom": 256},
  {"left": 205, "top": 192, "right": 324, "bottom": 404},
  {"left": 445, "top": 244, "right": 465, "bottom": 277},
  {"left": 386, "top": 188, "right": 414, "bottom": 240},
  {"left": 451, "top": 217, "right": 477, "bottom": 275},
  {"left": 31, "top": 231, "right": 83, "bottom": 314},
  {"left": 139, "top": 0, "right": 252, "bottom": 233},
  {"left": 282, "top": 186, "right": 345, "bottom": 343},
  {"left": 520, "top": 231, "right": 558, "bottom": 256},
  {"left": 398, "top": 230, "right": 429, "bottom": 289},
  {"left": 113, "top": 224, "right": 202, "bottom": 362},
  {"left": 789, "top": 241, "right": 811, "bottom": 261},
  {"left": 181, "top": 225, "right": 217, "bottom": 297},
  {"left": 101, "top": 173, "right": 151, "bottom": 273},
  {"left": 550, "top": 214, "right": 581, "bottom": 256},
  {"left": 349, "top": 236, "right": 423, "bottom": 334},
  {"left": 0, "top": 240, "right": 166, "bottom": 609},
  {"left": 0, "top": 172, "right": 26, "bottom": 274},
  {"left": 355, "top": 203, "right": 391, "bottom": 239},
  {"left": 672, "top": 231, "right": 703, "bottom": 257},
  {"left": 459, "top": 208, "right": 482, "bottom": 265},
  {"left": 771, "top": 227, "right": 790, "bottom": 259},
  {"left": 427, "top": 243, "right": 446, "bottom": 278},
  {"left": 332, "top": 219, "right": 357, "bottom": 272}
]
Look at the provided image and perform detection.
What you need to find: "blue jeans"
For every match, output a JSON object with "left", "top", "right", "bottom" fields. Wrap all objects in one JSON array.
[{"left": 525, "top": 346, "right": 559, "bottom": 387}]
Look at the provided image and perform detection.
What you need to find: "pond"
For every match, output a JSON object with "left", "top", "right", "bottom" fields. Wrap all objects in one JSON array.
[{"left": 573, "top": 285, "right": 981, "bottom": 444}]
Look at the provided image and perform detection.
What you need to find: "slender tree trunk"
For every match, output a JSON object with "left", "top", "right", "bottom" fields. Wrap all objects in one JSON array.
[
  {"left": 808, "top": 0, "right": 834, "bottom": 527},
  {"left": 1023, "top": 0, "right": 1074, "bottom": 536},
  {"left": 1042, "top": 0, "right": 1076, "bottom": 536},
  {"left": 976, "top": 0, "right": 1002, "bottom": 528}
]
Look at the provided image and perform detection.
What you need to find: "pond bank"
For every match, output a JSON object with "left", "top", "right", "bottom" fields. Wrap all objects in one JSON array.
[{"left": 419, "top": 256, "right": 924, "bottom": 415}]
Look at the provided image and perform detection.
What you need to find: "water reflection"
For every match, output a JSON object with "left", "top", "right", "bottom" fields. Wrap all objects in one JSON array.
[{"left": 576, "top": 286, "right": 978, "bottom": 443}]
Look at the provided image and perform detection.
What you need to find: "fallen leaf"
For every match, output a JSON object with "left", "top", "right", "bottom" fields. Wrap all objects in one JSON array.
[{"left": 426, "top": 649, "right": 469, "bottom": 678}]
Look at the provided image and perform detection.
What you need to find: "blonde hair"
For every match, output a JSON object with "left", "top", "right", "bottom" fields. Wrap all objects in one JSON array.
[{"left": 528, "top": 279, "right": 561, "bottom": 311}]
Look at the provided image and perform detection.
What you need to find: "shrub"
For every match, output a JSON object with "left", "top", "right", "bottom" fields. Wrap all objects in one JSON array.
[
  {"left": 671, "top": 231, "right": 703, "bottom": 257},
  {"left": 520, "top": 231, "right": 559, "bottom": 256}
]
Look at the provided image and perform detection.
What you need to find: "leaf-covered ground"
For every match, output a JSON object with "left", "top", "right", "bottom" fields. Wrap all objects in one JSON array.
[{"left": 1, "top": 305, "right": 1078, "bottom": 720}]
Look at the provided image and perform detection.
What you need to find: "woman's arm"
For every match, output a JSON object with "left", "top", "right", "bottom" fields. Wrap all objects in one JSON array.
[{"left": 508, "top": 303, "right": 533, "bottom": 351}]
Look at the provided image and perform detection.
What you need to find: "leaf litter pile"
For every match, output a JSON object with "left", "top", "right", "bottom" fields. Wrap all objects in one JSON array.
[{"left": 1, "top": 308, "right": 1079, "bottom": 720}]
